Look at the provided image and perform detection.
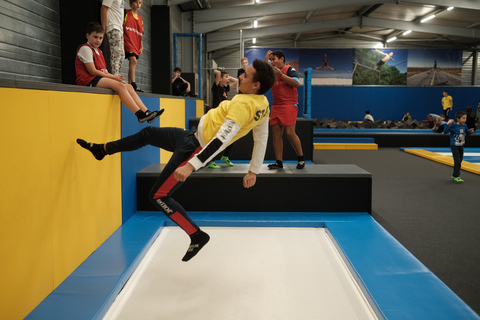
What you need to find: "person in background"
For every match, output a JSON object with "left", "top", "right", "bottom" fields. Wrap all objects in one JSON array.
[
  {"left": 441, "top": 90, "right": 453, "bottom": 121},
  {"left": 123, "top": 0, "right": 144, "bottom": 92},
  {"left": 75, "top": 22, "right": 163, "bottom": 123},
  {"left": 364, "top": 110, "right": 374, "bottom": 122},
  {"left": 171, "top": 67, "right": 191, "bottom": 96},
  {"left": 237, "top": 57, "right": 249, "bottom": 93},
  {"left": 444, "top": 111, "right": 474, "bottom": 182},
  {"left": 101, "top": 0, "right": 124, "bottom": 75},
  {"left": 465, "top": 106, "right": 476, "bottom": 132},
  {"left": 432, "top": 114, "right": 447, "bottom": 133},
  {"left": 402, "top": 112, "right": 412, "bottom": 122},
  {"left": 264, "top": 49, "right": 305, "bottom": 170},
  {"left": 208, "top": 68, "right": 238, "bottom": 169},
  {"left": 476, "top": 100, "right": 480, "bottom": 123}
]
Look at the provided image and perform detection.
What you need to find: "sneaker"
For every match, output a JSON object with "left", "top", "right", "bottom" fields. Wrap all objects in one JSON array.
[
  {"left": 137, "top": 109, "right": 164, "bottom": 123},
  {"left": 135, "top": 87, "right": 144, "bottom": 92},
  {"left": 454, "top": 177, "right": 464, "bottom": 182},
  {"left": 221, "top": 156, "right": 234, "bottom": 166},
  {"left": 208, "top": 161, "right": 221, "bottom": 169},
  {"left": 297, "top": 161, "right": 305, "bottom": 169},
  {"left": 267, "top": 162, "right": 283, "bottom": 169}
]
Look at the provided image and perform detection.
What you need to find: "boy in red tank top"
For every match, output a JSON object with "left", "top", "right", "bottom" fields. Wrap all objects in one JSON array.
[
  {"left": 264, "top": 50, "right": 305, "bottom": 169},
  {"left": 75, "top": 22, "right": 163, "bottom": 123},
  {"left": 123, "top": 0, "right": 144, "bottom": 92}
]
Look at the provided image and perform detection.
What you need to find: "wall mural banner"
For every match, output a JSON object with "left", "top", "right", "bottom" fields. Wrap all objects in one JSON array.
[
  {"left": 406, "top": 49, "right": 462, "bottom": 86},
  {"left": 245, "top": 48, "right": 462, "bottom": 86},
  {"left": 244, "top": 48, "right": 354, "bottom": 85},
  {"left": 353, "top": 48, "right": 408, "bottom": 85}
]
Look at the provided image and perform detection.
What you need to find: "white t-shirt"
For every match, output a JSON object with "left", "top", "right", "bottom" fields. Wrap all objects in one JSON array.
[
  {"left": 364, "top": 114, "right": 374, "bottom": 121},
  {"left": 77, "top": 45, "right": 101, "bottom": 64},
  {"left": 102, "top": 0, "right": 124, "bottom": 33}
]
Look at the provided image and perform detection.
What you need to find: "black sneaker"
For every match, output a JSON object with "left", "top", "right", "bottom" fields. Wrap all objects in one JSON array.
[
  {"left": 138, "top": 109, "right": 164, "bottom": 123},
  {"left": 268, "top": 162, "right": 283, "bottom": 169},
  {"left": 297, "top": 161, "right": 305, "bottom": 169},
  {"left": 135, "top": 87, "right": 144, "bottom": 92},
  {"left": 147, "top": 109, "right": 164, "bottom": 123}
]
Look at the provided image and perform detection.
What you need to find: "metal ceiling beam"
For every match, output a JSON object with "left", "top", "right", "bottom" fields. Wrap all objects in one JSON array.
[
  {"left": 207, "top": 15, "right": 480, "bottom": 41},
  {"left": 195, "top": 18, "right": 251, "bottom": 33},
  {"left": 194, "top": 0, "right": 396, "bottom": 23},
  {"left": 207, "top": 17, "right": 361, "bottom": 42},
  {"left": 364, "top": 17, "right": 480, "bottom": 39},
  {"left": 402, "top": 0, "right": 480, "bottom": 11}
]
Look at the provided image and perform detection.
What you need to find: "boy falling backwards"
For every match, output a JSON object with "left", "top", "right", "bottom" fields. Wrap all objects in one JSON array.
[{"left": 77, "top": 59, "right": 275, "bottom": 261}]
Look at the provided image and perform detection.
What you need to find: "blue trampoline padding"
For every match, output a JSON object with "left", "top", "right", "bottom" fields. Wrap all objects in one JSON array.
[
  {"left": 314, "top": 137, "right": 375, "bottom": 143},
  {"left": 26, "top": 211, "right": 480, "bottom": 320},
  {"left": 25, "top": 212, "right": 171, "bottom": 320},
  {"left": 315, "top": 128, "right": 434, "bottom": 133}
]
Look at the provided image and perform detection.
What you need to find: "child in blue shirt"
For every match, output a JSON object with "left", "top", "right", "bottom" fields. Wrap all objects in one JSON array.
[{"left": 444, "top": 111, "right": 475, "bottom": 182}]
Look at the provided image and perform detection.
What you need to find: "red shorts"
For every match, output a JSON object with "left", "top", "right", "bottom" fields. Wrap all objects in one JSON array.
[{"left": 270, "top": 104, "right": 298, "bottom": 126}]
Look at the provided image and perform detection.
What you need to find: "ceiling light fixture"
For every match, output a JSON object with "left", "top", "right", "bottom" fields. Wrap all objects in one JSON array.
[
  {"left": 421, "top": 15, "right": 436, "bottom": 23},
  {"left": 402, "top": 30, "right": 412, "bottom": 36},
  {"left": 386, "top": 37, "right": 397, "bottom": 43},
  {"left": 255, "top": 0, "right": 260, "bottom": 3},
  {"left": 447, "top": 7, "right": 454, "bottom": 11},
  {"left": 252, "top": 38, "right": 256, "bottom": 44},
  {"left": 254, "top": 20, "right": 258, "bottom": 28}
]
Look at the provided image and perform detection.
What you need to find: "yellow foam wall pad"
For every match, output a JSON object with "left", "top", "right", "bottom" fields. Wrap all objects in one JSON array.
[
  {"left": 314, "top": 143, "right": 378, "bottom": 150},
  {"left": 196, "top": 99, "right": 204, "bottom": 117},
  {"left": 0, "top": 88, "right": 122, "bottom": 320}
]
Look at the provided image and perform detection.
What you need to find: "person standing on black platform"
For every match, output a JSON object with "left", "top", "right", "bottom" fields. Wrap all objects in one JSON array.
[
  {"left": 264, "top": 50, "right": 305, "bottom": 170},
  {"left": 237, "top": 57, "right": 249, "bottom": 93},
  {"left": 208, "top": 68, "right": 238, "bottom": 168}
]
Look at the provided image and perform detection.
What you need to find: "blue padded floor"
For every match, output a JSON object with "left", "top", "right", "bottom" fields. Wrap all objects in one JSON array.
[
  {"left": 400, "top": 147, "right": 480, "bottom": 165},
  {"left": 26, "top": 211, "right": 480, "bottom": 320}
]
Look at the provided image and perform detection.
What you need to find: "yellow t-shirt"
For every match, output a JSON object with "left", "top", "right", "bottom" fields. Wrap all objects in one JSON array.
[
  {"left": 200, "top": 94, "right": 270, "bottom": 147},
  {"left": 442, "top": 95, "right": 452, "bottom": 110}
]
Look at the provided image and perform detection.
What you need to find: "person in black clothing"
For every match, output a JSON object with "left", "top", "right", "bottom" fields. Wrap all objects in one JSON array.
[
  {"left": 208, "top": 68, "right": 238, "bottom": 168},
  {"left": 237, "top": 57, "right": 249, "bottom": 93},
  {"left": 172, "top": 67, "right": 190, "bottom": 96},
  {"left": 466, "top": 105, "right": 477, "bottom": 132}
]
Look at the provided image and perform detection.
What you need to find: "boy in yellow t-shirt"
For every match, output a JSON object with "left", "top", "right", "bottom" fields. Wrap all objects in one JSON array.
[{"left": 76, "top": 59, "right": 275, "bottom": 262}]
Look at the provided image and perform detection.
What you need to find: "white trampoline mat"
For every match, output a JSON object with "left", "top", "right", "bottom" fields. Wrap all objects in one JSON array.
[{"left": 103, "top": 227, "right": 378, "bottom": 320}]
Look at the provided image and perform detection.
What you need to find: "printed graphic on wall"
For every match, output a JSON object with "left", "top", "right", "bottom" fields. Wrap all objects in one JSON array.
[
  {"left": 353, "top": 48, "right": 408, "bottom": 85},
  {"left": 244, "top": 48, "right": 354, "bottom": 85},
  {"left": 407, "top": 49, "right": 462, "bottom": 86},
  {"left": 299, "top": 49, "right": 354, "bottom": 85}
]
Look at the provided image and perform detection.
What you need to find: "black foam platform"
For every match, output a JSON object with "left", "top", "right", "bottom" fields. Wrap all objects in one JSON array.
[
  {"left": 137, "top": 164, "right": 372, "bottom": 213},
  {"left": 189, "top": 117, "right": 313, "bottom": 161}
]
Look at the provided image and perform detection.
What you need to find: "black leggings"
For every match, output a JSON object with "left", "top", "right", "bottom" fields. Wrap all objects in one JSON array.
[{"left": 106, "top": 126, "right": 202, "bottom": 235}]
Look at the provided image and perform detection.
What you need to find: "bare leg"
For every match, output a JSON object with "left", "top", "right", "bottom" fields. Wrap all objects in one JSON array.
[
  {"left": 284, "top": 125, "right": 303, "bottom": 157},
  {"left": 125, "top": 82, "right": 148, "bottom": 112},
  {"left": 96, "top": 78, "right": 141, "bottom": 113},
  {"left": 271, "top": 123, "right": 284, "bottom": 161},
  {"left": 128, "top": 56, "right": 137, "bottom": 84}
]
